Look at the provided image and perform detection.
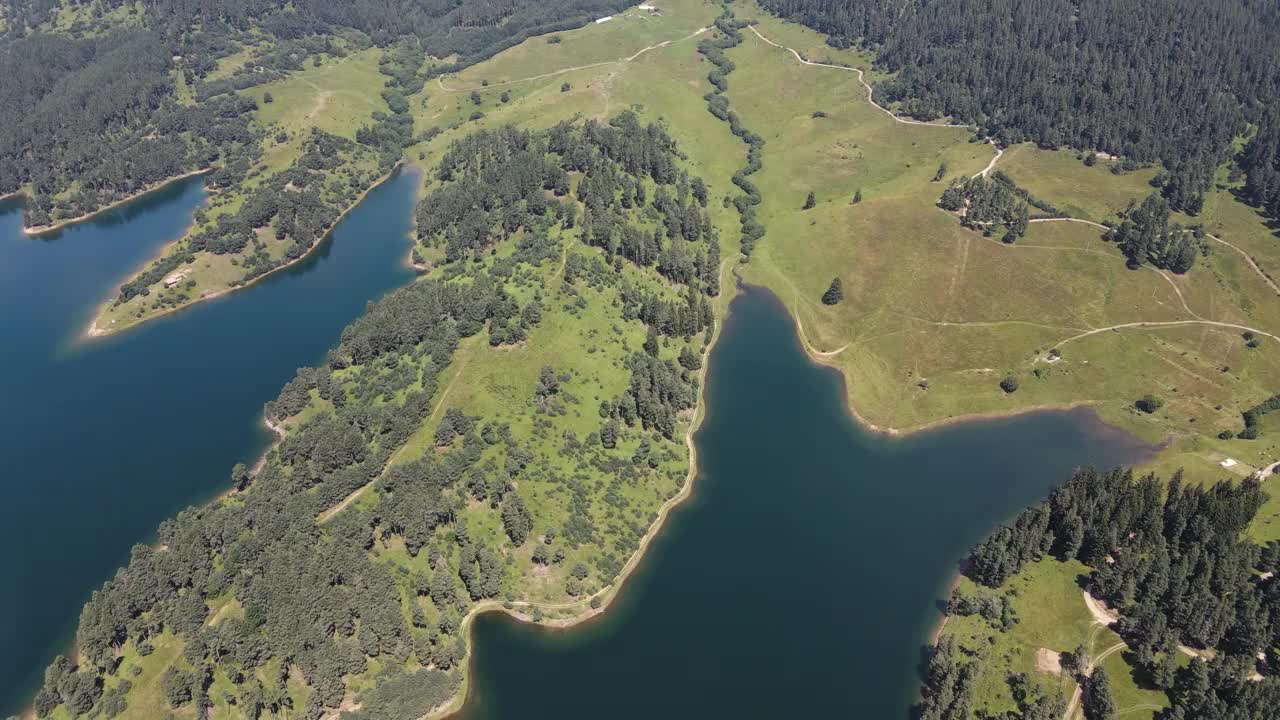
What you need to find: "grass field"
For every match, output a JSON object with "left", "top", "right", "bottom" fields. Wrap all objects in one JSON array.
[
  {"left": 943, "top": 559, "right": 1170, "bottom": 720},
  {"left": 997, "top": 145, "right": 1160, "bottom": 223},
  {"left": 722, "top": 1, "right": 1280, "bottom": 495}
]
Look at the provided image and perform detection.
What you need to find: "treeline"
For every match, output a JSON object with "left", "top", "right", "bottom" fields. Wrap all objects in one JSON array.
[
  {"left": 1241, "top": 105, "right": 1280, "bottom": 223},
  {"left": 757, "top": 0, "right": 1280, "bottom": 214},
  {"left": 14, "top": 0, "right": 636, "bottom": 66},
  {"left": 1239, "top": 393, "right": 1280, "bottom": 440},
  {"left": 951, "top": 467, "right": 1280, "bottom": 720},
  {"left": 698, "top": 6, "right": 766, "bottom": 257}
]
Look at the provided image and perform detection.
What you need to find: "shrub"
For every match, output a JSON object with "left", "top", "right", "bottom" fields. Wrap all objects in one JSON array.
[
  {"left": 1135, "top": 394, "right": 1164, "bottom": 414},
  {"left": 1000, "top": 375, "right": 1019, "bottom": 393}
]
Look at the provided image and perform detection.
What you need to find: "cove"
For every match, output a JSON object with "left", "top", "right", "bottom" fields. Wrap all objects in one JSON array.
[
  {"left": 0, "top": 169, "right": 419, "bottom": 715},
  {"left": 454, "top": 284, "right": 1153, "bottom": 719}
]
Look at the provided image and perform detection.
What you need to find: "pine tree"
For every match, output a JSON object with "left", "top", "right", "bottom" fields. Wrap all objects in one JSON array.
[
  {"left": 803, "top": 191, "right": 816, "bottom": 209},
  {"left": 852, "top": 189, "right": 862, "bottom": 204},
  {"left": 1083, "top": 667, "right": 1117, "bottom": 720},
  {"left": 821, "top": 277, "right": 843, "bottom": 305},
  {"left": 643, "top": 326, "right": 659, "bottom": 357}
]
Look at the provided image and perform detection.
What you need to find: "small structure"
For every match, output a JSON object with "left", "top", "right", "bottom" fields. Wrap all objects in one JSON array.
[
  {"left": 638, "top": 3, "right": 657, "bottom": 9},
  {"left": 595, "top": 15, "right": 613, "bottom": 24},
  {"left": 163, "top": 270, "right": 188, "bottom": 288},
  {"left": 1220, "top": 458, "right": 1238, "bottom": 469}
]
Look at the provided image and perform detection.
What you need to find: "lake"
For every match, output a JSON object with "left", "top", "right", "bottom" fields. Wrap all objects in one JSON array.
[
  {"left": 0, "top": 178, "right": 1151, "bottom": 718},
  {"left": 452, "top": 284, "right": 1151, "bottom": 720},
  {"left": 0, "top": 170, "right": 419, "bottom": 715}
]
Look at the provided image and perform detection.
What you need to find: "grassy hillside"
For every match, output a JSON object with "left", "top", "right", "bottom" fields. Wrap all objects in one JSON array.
[{"left": 728, "top": 2, "right": 1280, "bottom": 491}]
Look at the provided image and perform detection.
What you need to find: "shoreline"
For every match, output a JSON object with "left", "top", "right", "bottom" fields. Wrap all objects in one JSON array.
[
  {"left": 784, "top": 294, "right": 1157, "bottom": 442},
  {"left": 83, "top": 163, "right": 411, "bottom": 341},
  {"left": 18, "top": 410, "right": 292, "bottom": 720},
  {"left": 21, "top": 169, "right": 213, "bottom": 238},
  {"left": 927, "top": 571, "right": 964, "bottom": 645},
  {"left": 424, "top": 260, "right": 734, "bottom": 720}
]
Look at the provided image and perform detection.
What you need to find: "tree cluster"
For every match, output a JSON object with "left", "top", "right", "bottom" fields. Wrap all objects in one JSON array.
[
  {"left": 1239, "top": 393, "right": 1280, "bottom": 440},
  {"left": 697, "top": 7, "right": 767, "bottom": 257},
  {"left": 1105, "top": 194, "right": 1202, "bottom": 273},
  {"left": 964, "top": 466, "right": 1280, "bottom": 719},
  {"left": 939, "top": 171, "right": 1060, "bottom": 243}
]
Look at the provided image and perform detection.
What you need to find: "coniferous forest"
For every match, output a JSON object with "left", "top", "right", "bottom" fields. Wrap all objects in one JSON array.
[
  {"left": 921, "top": 467, "right": 1280, "bottom": 720},
  {"left": 28, "top": 112, "right": 717, "bottom": 720},
  {"left": 757, "top": 0, "right": 1280, "bottom": 213},
  {"left": 0, "top": 0, "right": 636, "bottom": 227}
]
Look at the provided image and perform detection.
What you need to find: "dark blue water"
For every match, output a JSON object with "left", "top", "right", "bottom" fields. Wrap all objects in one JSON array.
[
  {"left": 0, "top": 170, "right": 419, "bottom": 714},
  {"left": 0, "top": 173, "right": 1154, "bottom": 719},
  {"left": 456, "top": 285, "right": 1153, "bottom": 720}
]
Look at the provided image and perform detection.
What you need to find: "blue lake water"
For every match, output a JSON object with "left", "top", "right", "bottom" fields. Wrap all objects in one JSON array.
[{"left": 0, "top": 170, "right": 420, "bottom": 714}]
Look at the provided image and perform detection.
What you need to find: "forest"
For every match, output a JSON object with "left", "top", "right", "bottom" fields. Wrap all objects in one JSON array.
[
  {"left": 0, "top": 0, "right": 638, "bottom": 227},
  {"left": 0, "top": 30, "right": 227, "bottom": 227},
  {"left": 3, "top": 0, "right": 637, "bottom": 63},
  {"left": 757, "top": 0, "right": 1280, "bottom": 214},
  {"left": 30, "top": 114, "right": 716, "bottom": 720},
  {"left": 1241, "top": 105, "right": 1280, "bottom": 224},
  {"left": 920, "top": 467, "right": 1280, "bottom": 720}
]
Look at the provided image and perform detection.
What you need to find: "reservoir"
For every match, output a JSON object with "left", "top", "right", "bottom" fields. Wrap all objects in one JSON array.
[
  {"left": 453, "top": 285, "right": 1151, "bottom": 719},
  {"left": 0, "top": 177, "right": 1151, "bottom": 718},
  {"left": 0, "top": 170, "right": 419, "bottom": 715}
]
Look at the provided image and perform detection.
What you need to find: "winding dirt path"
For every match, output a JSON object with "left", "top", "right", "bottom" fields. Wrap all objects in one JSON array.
[
  {"left": 790, "top": 289, "right": 852, "bottom": 357},
  {"left": 1050, "top": 319, "right": 1280, "bottom": 353},
  {"left": 316, "top": 347, "right": 474, "bottom": 524},
  {"left": 1028, "top": 217, "right": 1280, "bottom": 297},
  {"left": 436, "top": 27, "right": 709, "bottom": 94},
  {"left": 1205, "top": 233, "right": 1280, "bottom": 297},
  {"left": 745, "top": 24, "right": 1003, "bottom": 177}
]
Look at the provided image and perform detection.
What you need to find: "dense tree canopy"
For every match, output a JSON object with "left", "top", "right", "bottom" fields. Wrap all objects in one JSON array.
[
  {"left": 0, "top": 0, "right": 641, "bottom": 227},
  {"left": 758, "top": 0, "right": 1280, "bottom": 213},
  {"left": 956, "top": 467, "right": 1280, "bottom": 719}
]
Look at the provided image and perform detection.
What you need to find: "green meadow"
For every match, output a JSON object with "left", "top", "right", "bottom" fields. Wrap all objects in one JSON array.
[{"left": 721, "top": 2, "right": 1280, "bottom": 496}]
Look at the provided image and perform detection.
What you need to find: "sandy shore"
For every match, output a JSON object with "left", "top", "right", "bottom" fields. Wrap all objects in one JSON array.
[{"left": 21, "top": 169, "right": 212, "bottom": 238}]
